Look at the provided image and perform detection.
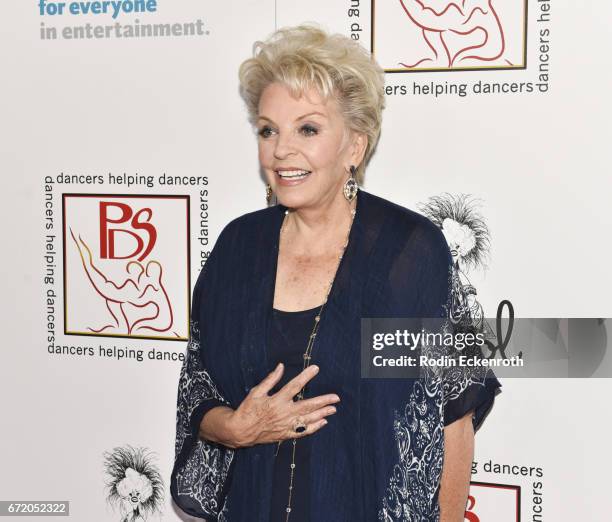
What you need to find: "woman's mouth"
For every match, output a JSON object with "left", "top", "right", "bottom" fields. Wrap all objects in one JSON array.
[
  {"left": 275, "top": 169, "right": 312, "bottom": 185},
  {"left": 275, "top": 169, "right": 312, "bottom": 179}
]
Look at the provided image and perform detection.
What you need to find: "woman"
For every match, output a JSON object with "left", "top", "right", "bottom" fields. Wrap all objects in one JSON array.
[{"left": 171, "top": 25, "right": 501, "bottom": 522}]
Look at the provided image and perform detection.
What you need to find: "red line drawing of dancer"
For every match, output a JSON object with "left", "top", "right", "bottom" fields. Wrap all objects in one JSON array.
[
  {"left": 69, "top": 228, "right": 179, "bottom": 337},
  {"left": 397, "top": 0, "right": 512, "bottom": 68}
]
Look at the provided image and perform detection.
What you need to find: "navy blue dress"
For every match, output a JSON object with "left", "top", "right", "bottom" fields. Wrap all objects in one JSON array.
[
  {"left": 170, "top": 190, "right": 502, "bottom": 522},
  {"left": 180, "top": 306, "right": 318, "bottom": 521},
  {"left": 268, "top": 305, "right": 321, "bottom": 522}
]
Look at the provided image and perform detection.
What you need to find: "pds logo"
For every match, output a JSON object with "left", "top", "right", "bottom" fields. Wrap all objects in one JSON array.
[{"left": 62, "top": 194, "right": 190, "bottom": 341}]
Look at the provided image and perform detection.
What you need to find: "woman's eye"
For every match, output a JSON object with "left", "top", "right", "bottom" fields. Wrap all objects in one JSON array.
[
  {"left": 300, "top": 124, "right": 318, "bottom": 136},
  {"left": 257, "top": 126, "right": 275, "bottom": 138}
]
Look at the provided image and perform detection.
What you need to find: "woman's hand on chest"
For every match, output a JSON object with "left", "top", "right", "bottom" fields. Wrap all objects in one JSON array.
[{"left": 224, "top": 362, "right": 341, "bottom": 448}]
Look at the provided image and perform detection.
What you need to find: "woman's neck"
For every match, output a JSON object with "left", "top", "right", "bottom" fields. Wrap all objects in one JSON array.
[{"left": 282, "top": 192, "right": 356, "bottom": 257}]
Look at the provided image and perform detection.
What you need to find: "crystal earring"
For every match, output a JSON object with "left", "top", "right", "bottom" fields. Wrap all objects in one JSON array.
[
  {"left": 343, "top": 165, "right": 359, "bottom": 202},
  {"left": 266, "top": 184, "right": 273, "bottom": 204}
]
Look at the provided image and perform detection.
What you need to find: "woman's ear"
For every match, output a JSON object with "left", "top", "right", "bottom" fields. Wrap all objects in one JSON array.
[{"left": 350, "top": 131, "right": 368, "bottom": 167}]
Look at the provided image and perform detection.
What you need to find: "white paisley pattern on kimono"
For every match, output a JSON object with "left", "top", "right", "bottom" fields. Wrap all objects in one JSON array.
[
  {"left": 378, "top": 328, "right": 491, "bottom": 522},
  {"left": 174, "top": 319, "right": 235, "bottom": 516}
]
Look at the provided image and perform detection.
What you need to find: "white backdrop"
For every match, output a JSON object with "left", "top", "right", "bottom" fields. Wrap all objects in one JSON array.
[{"left": 1, "top": 1, "right": 611, "bottom": 521}]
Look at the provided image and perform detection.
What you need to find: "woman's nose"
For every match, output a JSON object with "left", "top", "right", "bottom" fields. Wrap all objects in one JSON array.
[{"left": 273, "top": 132, "right": 297, "bottom": 159}]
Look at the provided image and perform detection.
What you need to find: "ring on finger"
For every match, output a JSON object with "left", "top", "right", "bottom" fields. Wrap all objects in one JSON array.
[{"left": 292, "top": 418, "right": 307, "bottom": 434}]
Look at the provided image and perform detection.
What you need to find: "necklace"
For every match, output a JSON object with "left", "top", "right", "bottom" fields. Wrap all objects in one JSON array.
[{"left": 274, "top": 198, "right": 357, "bottom": 521}]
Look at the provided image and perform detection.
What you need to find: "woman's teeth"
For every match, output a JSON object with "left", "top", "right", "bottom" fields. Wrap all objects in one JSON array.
[{"left": 276, "top": 170, "right": 311, "bottom": 179}]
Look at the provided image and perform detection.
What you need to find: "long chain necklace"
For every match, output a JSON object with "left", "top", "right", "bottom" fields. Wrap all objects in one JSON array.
[{"left": 275, "top": 199, "right": 357, "bottom": 521}]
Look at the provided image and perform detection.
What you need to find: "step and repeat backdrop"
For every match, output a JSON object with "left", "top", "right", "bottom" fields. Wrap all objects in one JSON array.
[{"left": 1, "top": 1, "right": 611, "bottom": 521}]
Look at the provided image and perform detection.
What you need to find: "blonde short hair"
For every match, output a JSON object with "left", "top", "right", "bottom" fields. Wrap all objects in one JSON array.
[{"left": 238, "top": 24, "right": 385, "bottom": 182}]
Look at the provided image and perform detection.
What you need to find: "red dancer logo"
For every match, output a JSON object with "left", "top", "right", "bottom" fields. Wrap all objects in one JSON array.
[
  {"left": 63, "top": 194, "right": 190, "bottom": 341},
  {"left": 398, "top": 0, "right": 511, "bottom": 68}
]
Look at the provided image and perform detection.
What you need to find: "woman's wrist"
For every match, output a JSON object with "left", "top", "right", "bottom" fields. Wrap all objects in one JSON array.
[
  {"left": 224, "top": 408, "right": 255, "bottom": 449},
  {"left": 199, "top": 405, "right": 244, "bottom": 449}
]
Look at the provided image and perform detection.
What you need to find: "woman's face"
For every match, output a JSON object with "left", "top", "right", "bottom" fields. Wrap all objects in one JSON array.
[{"left": 256, "top": 82, "right": 364, "bottom": 210}]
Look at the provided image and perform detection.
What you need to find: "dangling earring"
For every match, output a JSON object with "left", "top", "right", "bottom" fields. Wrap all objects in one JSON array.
[
  {"left": 266, "top": 184, "right": 273, "bottom": 204},
  {"left": 343, "top": 165, "right": 359, "bottom": 202}
]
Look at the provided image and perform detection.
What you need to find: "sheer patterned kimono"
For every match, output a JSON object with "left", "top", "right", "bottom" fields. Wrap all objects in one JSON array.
[{"left": 170, "top": 190, "right": 501, "bottom": 521}]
